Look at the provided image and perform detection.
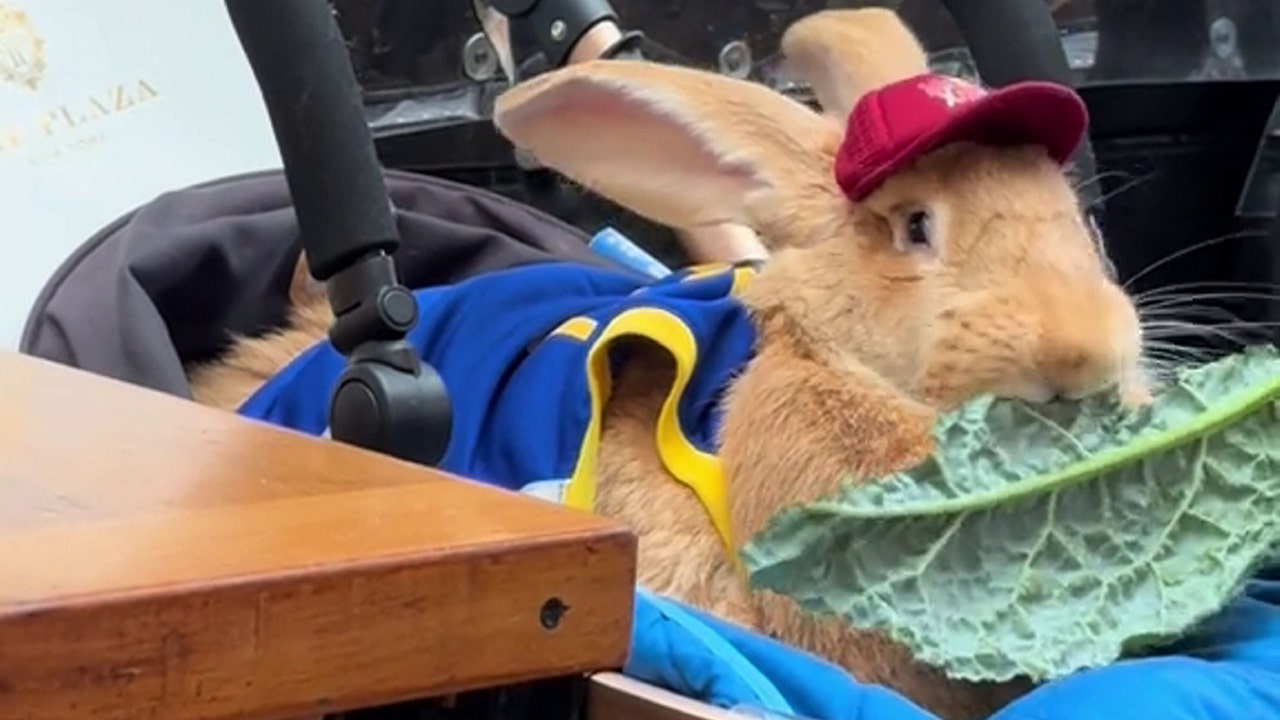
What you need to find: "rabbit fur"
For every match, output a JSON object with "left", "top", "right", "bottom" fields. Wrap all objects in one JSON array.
[{"left": 187, "top": 8, "right": 1148, "bottom": 720}]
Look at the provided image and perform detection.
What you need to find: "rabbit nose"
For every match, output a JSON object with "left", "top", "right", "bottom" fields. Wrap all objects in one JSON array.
[
  {"left": 1037, "top": 336, "right": 1118, "bottom": 401},
  {"left": 1038, "top": 349, "right": 1116, "bottom": 401},
  {"left": 1031, "top": 275, "right": 1142, "bottom": 403}
]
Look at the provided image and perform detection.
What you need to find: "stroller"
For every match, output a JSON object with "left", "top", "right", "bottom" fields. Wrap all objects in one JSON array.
[{"left": 19, "top": 0, "right": 1280, "bottom": 719}]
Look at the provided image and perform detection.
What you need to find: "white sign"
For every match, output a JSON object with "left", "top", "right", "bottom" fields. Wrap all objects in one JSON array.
[{"left": 0, "top": 1, "right": 282, "bottom": 349}]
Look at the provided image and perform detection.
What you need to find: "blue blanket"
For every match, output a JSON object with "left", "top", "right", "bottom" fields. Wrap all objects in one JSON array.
[{"left": 628, "top": 568, "right": 1280, "bottom": 720}]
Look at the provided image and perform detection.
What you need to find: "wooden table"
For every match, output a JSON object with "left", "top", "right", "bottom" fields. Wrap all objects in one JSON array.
[{"left": 0, "top": 351, "right": 637, "bottom": 720}]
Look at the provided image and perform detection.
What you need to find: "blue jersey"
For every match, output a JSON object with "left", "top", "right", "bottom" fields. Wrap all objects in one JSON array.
[{"left": 238, "top": 260, "right": 760, "bottom": 550}]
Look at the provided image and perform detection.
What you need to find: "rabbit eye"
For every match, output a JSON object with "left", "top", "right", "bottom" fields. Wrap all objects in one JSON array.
[{"left": 905, "top": 210, "right": 933, "bottom": 247}]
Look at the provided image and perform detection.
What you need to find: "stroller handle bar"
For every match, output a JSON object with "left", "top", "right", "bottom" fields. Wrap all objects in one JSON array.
[
  {"left": 225, "top": 0, "right": 453, "bottom": 467},
  {"left": 225, "top": 0, "right": 398, "bottom": 282}
]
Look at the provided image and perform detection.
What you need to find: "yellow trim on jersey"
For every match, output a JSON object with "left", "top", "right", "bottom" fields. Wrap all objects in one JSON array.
[
  {"left": 551, "top": 316, "right": 598, "bottom": 341},
  {"left": 681, "top": 263, "right": 756, "bottom": 296},
  {"left": 562, "top": 307, "right": 736, "bottom": 557},
  {"left": 682, "top": 263, "right": 732, "bottom": 282},
  {"left": 561, "top": 262, "right": 759, "bottom": 560}
]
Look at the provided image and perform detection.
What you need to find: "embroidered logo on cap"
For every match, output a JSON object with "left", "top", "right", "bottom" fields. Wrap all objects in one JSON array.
[{"left": 918, "top": 75, "right": 987, "bottom": 110}]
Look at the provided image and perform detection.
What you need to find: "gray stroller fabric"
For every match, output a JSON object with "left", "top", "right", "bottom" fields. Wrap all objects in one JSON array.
[{"left": 20, "top": 168, "right": 612, "bottom": 399}]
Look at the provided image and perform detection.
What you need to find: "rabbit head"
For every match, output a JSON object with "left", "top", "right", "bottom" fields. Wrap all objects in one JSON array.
[{"left": 493, "top": 8, "right": 1147, "bottom": 410}]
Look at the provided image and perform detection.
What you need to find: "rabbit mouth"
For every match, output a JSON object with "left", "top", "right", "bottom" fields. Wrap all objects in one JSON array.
[
  {"left": 983, "top": 376, "right": 1076, "bottom": 404},
  {"left": 977, "top": 371, "right": 1121, "bottom": 407},
  {"left": 988, "top": 367, "right": 1147, "bottom": 406},
  {"left": 1005, "top": 381, "right": 1065, "bottom": 404}
]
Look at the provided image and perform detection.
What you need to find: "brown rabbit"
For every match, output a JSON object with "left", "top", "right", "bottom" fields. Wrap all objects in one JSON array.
[{"left": 188, "top": 8, "right": 1149, "bottom": 720}]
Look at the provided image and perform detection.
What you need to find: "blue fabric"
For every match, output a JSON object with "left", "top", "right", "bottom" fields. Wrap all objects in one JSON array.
[
  {"left": 626, "top": 566, "right": 1280, "bottom": 720},
  {"left": 627, "top": 590, "right": 938, "bottom": 720},
  {"left": 237, "top": 260, "right": 757, "bottom": 491}
]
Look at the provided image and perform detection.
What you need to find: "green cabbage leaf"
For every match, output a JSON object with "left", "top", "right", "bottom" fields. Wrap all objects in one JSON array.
[{"left": 741, "top": 345, "right": 1280, "bottom": 683}]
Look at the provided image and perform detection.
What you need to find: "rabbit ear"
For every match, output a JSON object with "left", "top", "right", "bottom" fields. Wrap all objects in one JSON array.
[
  {"left": 781, "top": 8, "right": 930, "bottom": 120},
  {"left": 493, "top": 59, "right": 840, "bottom": 235}
]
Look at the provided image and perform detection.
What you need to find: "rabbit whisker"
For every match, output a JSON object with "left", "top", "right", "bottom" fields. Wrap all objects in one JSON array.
[
  {"left": 1138, "top": 291, "right": 1280, "bottom": 311},
  {"left": 1072, "top": 169, "right": 1134, "bottom": 194},
  {"left": 1132, "top": 280, "right": 1280, "bottom": 303},
  {"left": 1140, "top": 320, "right": 1277, "bottom": 350},
  {"left": 1122, "top": 230, "right": 1269, "bottom": 291},
  {"left": 1087, "top": 170, "right": 1156, "bottom": 209}
]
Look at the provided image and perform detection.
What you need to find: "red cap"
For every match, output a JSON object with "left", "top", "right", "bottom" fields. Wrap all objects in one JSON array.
[{"left": 833, "top": 73, "right": 1089, "bottom": 202}]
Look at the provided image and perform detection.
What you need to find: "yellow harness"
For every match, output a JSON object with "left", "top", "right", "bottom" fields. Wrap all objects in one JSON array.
[{"left": 550, "top": 262, "right": 757, "bottom": 561}]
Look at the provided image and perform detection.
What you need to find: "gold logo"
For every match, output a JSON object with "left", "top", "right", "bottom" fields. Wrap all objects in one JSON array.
[
  {"left": 0, "top": 4, "right": 45, "bottom": 91},
  {"left": 0, "top": 4, "right": 162, "bottom": 163}
]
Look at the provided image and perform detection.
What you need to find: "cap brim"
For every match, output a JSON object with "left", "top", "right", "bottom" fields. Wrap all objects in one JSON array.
[
  {"left": 945, "top": 80, "right": 1090, "bottom": 165},
  {"left": 846, "top": 81, "right": 1088, "bottom": 202}
]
